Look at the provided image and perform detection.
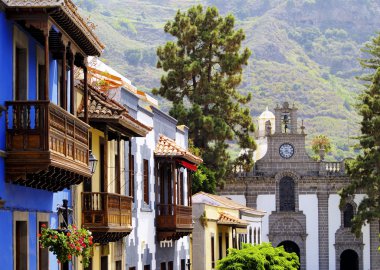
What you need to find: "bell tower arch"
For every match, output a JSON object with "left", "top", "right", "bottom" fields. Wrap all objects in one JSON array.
[{"left": 275, "top": 102, "right": 298, "bottom": 134}]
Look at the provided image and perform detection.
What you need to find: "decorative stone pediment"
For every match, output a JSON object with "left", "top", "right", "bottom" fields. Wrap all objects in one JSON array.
[{"left": 274, "top": 171, "right": 300, "bottom": 183}]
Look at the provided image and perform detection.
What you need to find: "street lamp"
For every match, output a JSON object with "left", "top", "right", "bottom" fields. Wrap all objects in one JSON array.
[{"left": 89, "top": 150, "right": 98, "bottom": 174}]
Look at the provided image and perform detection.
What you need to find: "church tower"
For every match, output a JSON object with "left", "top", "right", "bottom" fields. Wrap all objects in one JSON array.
[
  {"left": 218, "top": 102, "right": 380, "bottom": 270},
  {"left": 255, "top": 102, "right": 313, "bottom": 175}
]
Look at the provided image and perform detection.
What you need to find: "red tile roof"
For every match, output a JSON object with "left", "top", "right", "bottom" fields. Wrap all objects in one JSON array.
[
  {"left": 217, "top": 212, "right": 248, "bottom": 227},
  {"left": 77, "top": 82, "right": 151, "bottom": 137},
  {"left": 154, "top": 135, "right": 203, "bottom": 165}
]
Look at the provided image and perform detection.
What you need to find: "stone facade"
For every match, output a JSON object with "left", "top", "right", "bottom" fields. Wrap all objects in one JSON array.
[{"left": 219, "top": 103, "right": 380, "bottom": 270}]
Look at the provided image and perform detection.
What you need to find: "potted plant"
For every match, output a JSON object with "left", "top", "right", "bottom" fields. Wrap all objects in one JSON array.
[{"left": 38, "top": 224, "right": 93, "bottom": 267}]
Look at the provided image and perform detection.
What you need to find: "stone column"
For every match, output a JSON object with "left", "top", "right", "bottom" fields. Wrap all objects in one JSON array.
[
  {"left": 290, "top": 108, "right": 297, "bottom": 134},
  {"left": 274, "top": 108, "right": 281, "bottom": 134},
  {"left": 317, "top": 192, "right": 329, "bottom": 270},
  {"left": 370, "top": 220, "right": 380, "bottom": 269},
  {"left": 246, "top": 192, "right": 257, "bottom": 208}
]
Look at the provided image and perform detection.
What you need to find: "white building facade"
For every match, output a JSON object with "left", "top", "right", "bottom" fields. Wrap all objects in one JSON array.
[
  {"left": 219, "top": 102, "right": 380, "bottom": 270},
  {"left": 118, "top": 87, "right": 201, "bottom": 270}
]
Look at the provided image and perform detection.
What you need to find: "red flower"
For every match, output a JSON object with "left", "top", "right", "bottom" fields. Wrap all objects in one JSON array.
[
  {"left": 37, "top": 233, "right": 41, "bottom": 237},
  {"left": 66, "top": 232, "right": 71, "bottom": 237},
  {"left": 54, "top": 235, "right": 58, "bottom": 239},
  {"left": 41, "top": 224, "right": 46, "bottom": 228},
  {"left": 67, "top": 254, "right": 72, "bottom": 260}
]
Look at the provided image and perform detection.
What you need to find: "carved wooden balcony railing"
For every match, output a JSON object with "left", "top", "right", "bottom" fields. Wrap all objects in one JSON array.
[
  {"left": 5, "top": 101, "right": 91, "bottom": 191},
  {"left": 156, "top": 204, "right": 193, "bottom": 241},
  {"left": 82, "top": 192, "right": 133, "bottom": 243}
]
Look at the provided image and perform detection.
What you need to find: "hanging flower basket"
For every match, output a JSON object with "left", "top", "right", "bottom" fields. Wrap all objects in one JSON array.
[{"left": 38, "top": 224, "right": 93, "bottom": 267}]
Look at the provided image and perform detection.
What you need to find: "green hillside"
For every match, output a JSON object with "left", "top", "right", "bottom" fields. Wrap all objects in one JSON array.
[{"left": 74, "top": 0, "right": 380, "bottom": 160}]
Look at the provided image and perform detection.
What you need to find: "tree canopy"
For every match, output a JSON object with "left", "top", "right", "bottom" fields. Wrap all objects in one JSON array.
[
  {"left": 153, "top": 5, "right": 255, "bottom": 192},
  {"left": 217, "top": 243, "right": 300, "bottom": 270},
  {"left": 340, "top": 33, "right": 380, "bottom": 236}
]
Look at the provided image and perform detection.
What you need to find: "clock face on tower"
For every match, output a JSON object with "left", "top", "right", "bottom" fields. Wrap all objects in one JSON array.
[{"left": 279, "top": 143, "right": 294, "bottom": 159}]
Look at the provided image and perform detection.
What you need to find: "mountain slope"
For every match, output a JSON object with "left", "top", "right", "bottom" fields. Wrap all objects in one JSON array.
[{"left": 75, "top": 0, "right": 380, "bottom": 159}]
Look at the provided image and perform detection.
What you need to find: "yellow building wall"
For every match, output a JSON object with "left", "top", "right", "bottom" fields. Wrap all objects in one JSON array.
[
  {"left": 202, "top": 205, "right": 242, "bottom": 269},
  {"left": 73, "top": 128, "right": 126, "bottom": 270}
]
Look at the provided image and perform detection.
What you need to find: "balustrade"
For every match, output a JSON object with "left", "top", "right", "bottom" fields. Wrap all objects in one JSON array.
[{"left": 5, "top": 101, "right": 91, "bottom": 191}]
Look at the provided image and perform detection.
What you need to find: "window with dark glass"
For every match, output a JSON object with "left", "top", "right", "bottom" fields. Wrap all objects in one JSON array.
[
  {"left": 343, "top": 203, "right": 354, "bottom": 228},
  {"left": 130, "top": 155, "right": 135, "bottom": 199},
  {"left": 37, "top": 64, "right": 45, "bottom": 100},
  {"left": 168, "top": 261, "right": 173, "bottom": 270},
  {"left": 144, "top": 265, "right": 150, "bottom": 270},
  {"left": 225, "top": 235, "right": 229, "bottom": 255},
  {"left": 115, "top": 261, "right": 121, "bottom": 270},
  {"left": 115, "top": 141, "right": 121, "bottom": 194},
  {"left": 219, "top": 233, "right": 223, "bottom": 259},
  {"left": 16, "top": 221, "right": 27, "bottom": 270},
  {"left": 249, "top": 227, "right": 252, "bottom": 244},
  {"left": 100, "top": 140, "right": 105, "bottom": 193},
  {"left": 160, "top": 262, "right": 166, "bottom": 270},
  {"left": 15, "top": 46, "right": 27, "bottom": 101},
  {"left": 211, "top": 236, "right": 215, "bottom": 268},
  {"left": 179, "top": 171, "right": 184, "bottom": 205},
  {"left": 101, "top": 256, "right": 108, "bottom": 270},
  {"left": 143, "top": 159, "right": 149, "bottom": 204},
  {"left": 258, "top": 228, "right": 261, "bottom": 243},
  {"left": 181, "top": 259, "right": 186, "bottom": 270},
  {"left": 279, "top": 176, "right": 295, "bottom": 211}
]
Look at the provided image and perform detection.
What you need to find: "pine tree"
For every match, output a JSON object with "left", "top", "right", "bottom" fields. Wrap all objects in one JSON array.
[
  {"left": 340, "top": 34, "right": 380, "bottom": 235},
  {"left": 153, "top": 5, "right": 255, "bottom": 192}
]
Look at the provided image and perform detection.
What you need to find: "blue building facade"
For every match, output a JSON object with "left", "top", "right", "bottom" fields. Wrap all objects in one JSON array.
[{"left": 0, "top": 1, "right": 103, "bottom": 269}]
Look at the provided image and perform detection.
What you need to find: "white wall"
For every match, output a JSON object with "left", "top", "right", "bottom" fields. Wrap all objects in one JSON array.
[
  {"left": 299, "top": 194, "right": 319, "bottom": 270},
  {"left": 328, "top": 194, "right": 341, "bottom": 270},
  {"left": 129, "top": 109, "right": 157, "bottom": 270},
  {"left": 257, "top": 195, "right": 276, "bottom": 242},
  {"left": 222, "top": 195, "right": 246, "bottom": 206},
  {"left": 354, "top": 194, "right": 370, "bottom": 270}
]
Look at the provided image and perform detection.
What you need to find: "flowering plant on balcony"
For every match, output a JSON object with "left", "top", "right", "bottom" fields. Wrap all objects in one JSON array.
[{"left": 38, "top": 224, "right": 93, "bottom": 267}]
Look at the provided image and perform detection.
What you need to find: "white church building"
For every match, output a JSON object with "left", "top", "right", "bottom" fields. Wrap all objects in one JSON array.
[{"left": 218, "top": 102, "right": 380, "bottom": 270}]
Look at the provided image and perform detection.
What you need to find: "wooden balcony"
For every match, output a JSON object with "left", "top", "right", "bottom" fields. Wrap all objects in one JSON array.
[
  {"left": 5, "top": 101, "right": 91, "bottom": 191},
  {"left": 156, "top": 204, "right": 193, "bottom": 241},
  {"left": 82, "top": 192, "right": 133, "bottom": 243}
]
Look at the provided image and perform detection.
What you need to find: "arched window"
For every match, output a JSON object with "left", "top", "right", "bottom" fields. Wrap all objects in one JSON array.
[
  {"left": 280, "top": 176, "right": 295, "bottom": 211},
  {"left": 343, "top": 203, "right": 354, "bottom": 228},
  {"left": 249, "top": 227, "right": 252, "bottom": 244},
  {"left": 253, "top": 228, "right": 256, "bottom": 244}
]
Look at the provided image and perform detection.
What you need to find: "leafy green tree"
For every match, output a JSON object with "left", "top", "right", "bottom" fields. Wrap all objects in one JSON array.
[
  {"left": 153, "top": 5, "right": 255, "bottom": 192},
  {"left": 311, "top": 134, "right": 332, "bottom": 160},
  {"left": 340, "top": 34, "right": 380, "bottom": 236},
  {"left": 217, "top": 243, "right": 300, "bottom": 270}
]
